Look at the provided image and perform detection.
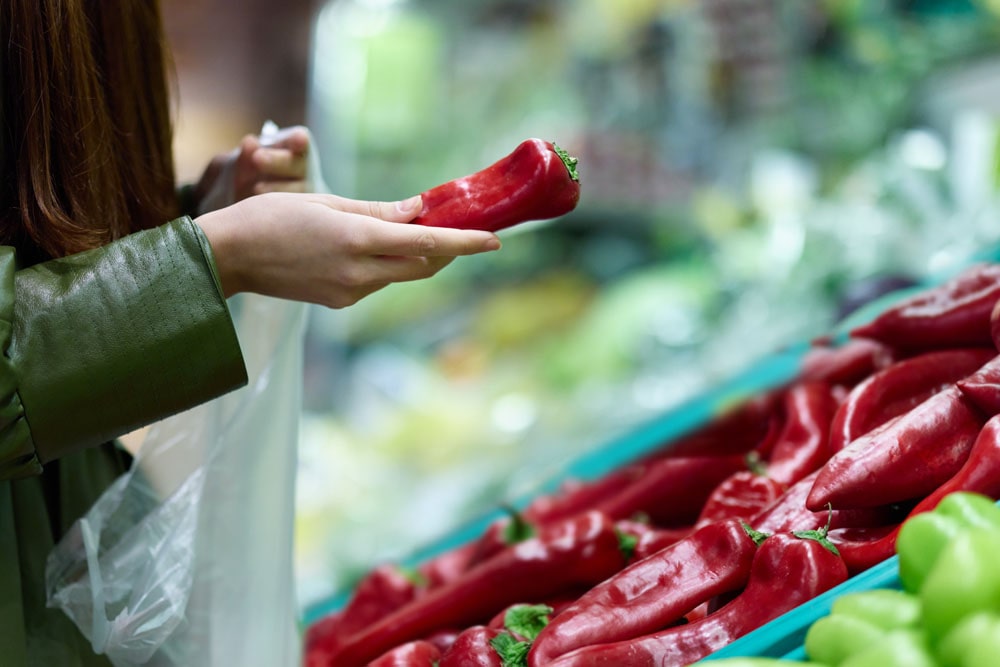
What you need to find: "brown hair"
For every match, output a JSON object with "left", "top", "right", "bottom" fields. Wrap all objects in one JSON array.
[{"left": 1, "top": 0, "right": 178, "bottom": 262}]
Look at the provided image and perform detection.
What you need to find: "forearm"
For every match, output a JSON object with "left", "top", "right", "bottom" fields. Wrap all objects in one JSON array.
[{"left": 1, "top": 217, "right": 247, "bottom": 475}]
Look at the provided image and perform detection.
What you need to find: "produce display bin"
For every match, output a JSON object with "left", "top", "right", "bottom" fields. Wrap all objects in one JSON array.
[{"left": 302, "top": 241, "right": 1000, "bottom": 661}]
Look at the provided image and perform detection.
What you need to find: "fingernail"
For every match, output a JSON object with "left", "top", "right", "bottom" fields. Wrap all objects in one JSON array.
[
  {"left": 397, "top": 195, "right": 422, "bottom": 214},
  {"left": 485, "top": 237, "right": 502, "bottom": 251}
]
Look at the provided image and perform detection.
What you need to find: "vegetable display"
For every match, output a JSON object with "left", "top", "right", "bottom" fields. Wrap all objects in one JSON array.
[
  {"left": 706, "top": 491, "right": 1000, "bottom": 667},
  {"left": 412, "top": 138, "right": 581, "bottom": 233},
  {"left": 304, "top": 262, "right": 1000, "bottom": 666}
]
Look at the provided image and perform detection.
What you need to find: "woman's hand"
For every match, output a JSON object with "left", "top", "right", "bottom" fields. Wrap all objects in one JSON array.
[
  {"left": 193, "top": 125, "right": 311, "bottom": 214},
  {"left": 195, "top": 192, "right": 501, "bottom": 308}
]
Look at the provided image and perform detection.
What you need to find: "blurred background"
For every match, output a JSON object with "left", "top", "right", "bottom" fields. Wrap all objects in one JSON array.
[{"left": 164, "top": 0, "right": 1000, "bottom": 617}]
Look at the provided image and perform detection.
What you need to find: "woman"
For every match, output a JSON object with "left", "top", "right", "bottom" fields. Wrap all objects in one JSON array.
[{"left": 0, "top": 2, "right": 501, "bottom": 665}]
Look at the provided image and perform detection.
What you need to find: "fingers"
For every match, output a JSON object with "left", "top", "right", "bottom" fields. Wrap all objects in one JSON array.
[
  {"left": 259, "top": 125, "right": 310, "bottom": 153},
  {"left": 254, "top": 179, "right": 309, "bottom": 195},
  {"left": 314, "top": 193, "right": 425, "bottom": 223},
  {"left": 365, "top": 219, "right": 501, "bottom": 257},
  {"left": 251, "top": 147, "right": 308, "bottom": 180}
]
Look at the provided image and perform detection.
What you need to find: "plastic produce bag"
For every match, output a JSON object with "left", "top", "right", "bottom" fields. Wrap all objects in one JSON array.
[{"left": 44, "top": 123, "right": 324, "bottom": 666}]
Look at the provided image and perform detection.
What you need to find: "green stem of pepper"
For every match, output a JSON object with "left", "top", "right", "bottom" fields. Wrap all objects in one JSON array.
[
  {"left": 792, "top": 504, "right": 840, "bottom": 557},
  {"left": 551, "top": 142, "right": 580, "bottom": 182}
]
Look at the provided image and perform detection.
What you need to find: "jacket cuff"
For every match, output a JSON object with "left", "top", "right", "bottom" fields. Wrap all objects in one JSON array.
[{"left": 7, "top": 217, "right": 247, "bottom": 467}]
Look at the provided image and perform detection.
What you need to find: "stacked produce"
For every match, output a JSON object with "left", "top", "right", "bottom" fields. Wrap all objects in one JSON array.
[
  {"left": 708, "top": 491, "right": 1000, "bottom": 667},
  {"left": 304, "top": 263, "right": 1000, "bottom": 667}
]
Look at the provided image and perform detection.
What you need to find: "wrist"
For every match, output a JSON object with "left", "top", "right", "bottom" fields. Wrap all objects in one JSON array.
[{"left": 194, "top": 208, "right": 246, "bottom": 298}]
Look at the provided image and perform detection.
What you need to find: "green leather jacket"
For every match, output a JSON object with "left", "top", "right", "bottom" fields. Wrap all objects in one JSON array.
[{"left": 0, "top": 217, "right": 248, "bottom": 666}]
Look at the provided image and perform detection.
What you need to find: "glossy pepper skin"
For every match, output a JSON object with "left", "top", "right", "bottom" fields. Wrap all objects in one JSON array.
[
  {"left": 765, "top": 382, "right": 840, "bottom": 486},
  {"left": 850, "top": 263, "right": 1000, "bottom": 351},
  {"left": 828, "top": 347, "right": 995, "bottom": 453},
  {"left": 806, "top": 385, "right": 986, "bottom": 510},
  {"left": 957, "top": 353, "right": 1000, "bottom": 416},
  {"left": 752, "top": 470, "right": 901, "bottom": 534},
  {"left": 543, "top": 532, "right": 848, "bottom": 667},
  {"left": 830, "top": 416, "right": 1000, "bottom": 584},
  {"left": 527, "top": 519, "right": 768, "bottom": 665},
  {"left": 367, "top": 640, "right": 442, "bottom": 667},
  {"left": 325, "top": 511, "right": 627, "bottom": 667},
  {"left": 413, "top": 138, "right": 581, "bottom": 232},
  {"left": 438, "top": 626, "right": 506, "bottom": 667},
  {"left": 694, "top": 465, "right": 785, "bottom": 528}
]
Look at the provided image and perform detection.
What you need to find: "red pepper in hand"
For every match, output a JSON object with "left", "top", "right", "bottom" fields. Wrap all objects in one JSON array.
[
  {"left": 367, "top": 640, "right": 442, "bottom": 667},
  {"left": 765, "top": 382, "right": 840, "bottom": 486},
  {"left": 593, "top": 454, "right": 747, "bottom": 525},
  {"left": 829, "top": 347, "right": 995, "bottom": 453},
  {"left": 807, "top": 386, "right": 986, "bottom": 510},
  {"left": 414, "top": 138, "right": 580, "bottom": 232},
  {"left": 326, "top": 511, "right": 627, "bottom": 667},
  {"left": 544, "top": 531, "right": 849, "bottom": 667},
  {"left": 850, "top": 263, "right": 1000, "bottom": 351},
  {"left": 527, "top": 519, "right": 769, "bottom": 665}
]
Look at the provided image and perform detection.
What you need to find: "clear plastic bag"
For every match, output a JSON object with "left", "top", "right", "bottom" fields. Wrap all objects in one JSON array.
[{"left": 45, "top": 123, "right": 325, "bottom": 667}]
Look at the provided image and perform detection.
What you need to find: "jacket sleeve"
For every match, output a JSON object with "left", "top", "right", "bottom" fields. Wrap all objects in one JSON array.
[{"left": 0, "top": 216, "right": 248, "bottom": 480}]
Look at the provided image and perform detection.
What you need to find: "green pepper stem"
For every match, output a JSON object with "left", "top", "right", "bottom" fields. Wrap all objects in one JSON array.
[{"left": 551, "top": 142, "right": 580, "bottom": 182}]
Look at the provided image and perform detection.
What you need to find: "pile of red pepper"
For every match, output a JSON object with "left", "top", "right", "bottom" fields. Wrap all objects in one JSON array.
[{"left": 304, "top": 262, "right": 1000, "bottom": 667}]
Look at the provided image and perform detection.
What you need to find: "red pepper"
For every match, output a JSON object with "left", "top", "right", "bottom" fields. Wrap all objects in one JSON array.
[
  {"left": 303, "top": 564, "right": 423, "bottom": 661},
  {"left": 523, "top": 464, "right": 647, "bottom": 526},
  {"left": 825, "top": 413, "right": 1000, "bottom": 575},
  {"left": 850, "top": 263, "right": 1000, "bottom": 351},
  {"left": 765, "top": 382, "right": 840, "bottom": 486},
  {"left": 466, "top": 506, "right": 537, "bottom": 568},
  {"left": 807, "top": 385, "right": 986, "bottom": 510},
  {"left": 829, "top": 348, "right": 995, "bottom": 453},
  {"left": 694, "top": 456, "right": 785, "bottom": 528},
  {"left": 593, "top": 454, "right": 747, "bottom": 525},
  {"left": 826, "top": 524, "right": 901, "bottom": 574},
  {"left": 438, "top": 626, "right": 506, "bottom": 667},
  {"left": 416, "top": 542, "right": 476, "bottom": 590},
  {"left": 752, "top": 470, "right": 904, "bottom": 534},
  {"left": 325, "top": 511, "right": 627, "bottom": 667},
  {"left": 908, "top": 411, "right": 1000, "bottom": 511},
  {"left": 544, "top": 531, "right": 848, "bottom": 667},
  {"left": 957, "top": 354, "right": 1000, "bottom": 416},
  {"left": 615, "top": 519, "right": 693, "bottom": 561},
  {"left": 367, "top": 640, "right": 442, "bottom": 667},
  {"left": 657, "top": 391, "right": 784, "bottom": 459},
  {"left": 815, "top": 414, "right": 1000, "bottom": 575},
  {"left": 413, "top": 138, "right": 580, "bottom": 232},
  {"left": 527, "top": 518, "right": 769, "bottom": 665},
  {"left": 799, "top": 337, "right": 895, "bottom": 387}
]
